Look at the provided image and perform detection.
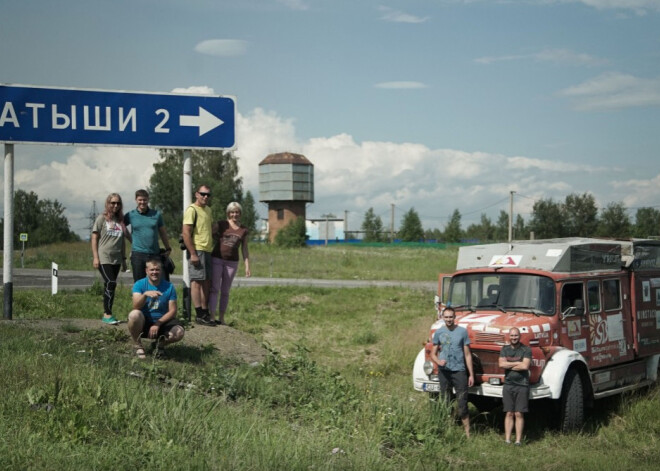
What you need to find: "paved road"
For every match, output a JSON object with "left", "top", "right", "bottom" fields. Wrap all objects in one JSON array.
[{"left": 1, "top": 268, "right": 436, "bottom": 291}]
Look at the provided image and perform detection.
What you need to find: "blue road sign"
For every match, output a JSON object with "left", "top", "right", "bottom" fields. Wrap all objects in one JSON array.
[{"left": 0, "top": 84, "right": 235, "bottom": 149}]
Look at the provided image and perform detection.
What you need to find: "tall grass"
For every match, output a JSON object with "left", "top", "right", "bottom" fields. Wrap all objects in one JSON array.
[
  {"left": 3, "top": 241, "right": 458, "bottom": 281},
  {"left": 2, "top": 283, "right": 660, "bottom": 469}
]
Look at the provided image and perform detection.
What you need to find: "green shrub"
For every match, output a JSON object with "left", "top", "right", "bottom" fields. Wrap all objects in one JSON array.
[{"left": 274, "top": 217, "right": 307, "bottom": 248}]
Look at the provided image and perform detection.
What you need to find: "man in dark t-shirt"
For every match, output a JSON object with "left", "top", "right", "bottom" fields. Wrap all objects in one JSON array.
[{"left": 499, "top": 327, "right": 532, "bottom": 445}]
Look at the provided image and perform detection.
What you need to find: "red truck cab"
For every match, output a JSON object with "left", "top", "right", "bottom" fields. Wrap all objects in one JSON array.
[{"left": 413, "top": 238, "right": 660, "bottom": 431}]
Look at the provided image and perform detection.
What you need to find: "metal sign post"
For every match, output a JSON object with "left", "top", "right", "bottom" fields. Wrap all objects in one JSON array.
[{"left": 1, "top": 84, "right": 236, "bottom": 320}]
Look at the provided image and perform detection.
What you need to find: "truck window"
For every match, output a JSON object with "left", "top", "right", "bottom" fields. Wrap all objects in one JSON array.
[
  {"left": 587, "top": 280, "right": 601, "bottom": 313},
  {"left": 561, "top": 282, "right": 584, "bottom": 315},
  {"left": 452, "top": 280, "right": 467, "bottom": 306},
  {"left": 603, "top": 279, "right": 621, "bottom": 311},
  {"left": 448, "top": 273, "right": 555, "bottom": 314}
]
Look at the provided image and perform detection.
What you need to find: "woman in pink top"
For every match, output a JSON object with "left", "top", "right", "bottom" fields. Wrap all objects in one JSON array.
[{"left": 209, "top": 202, "right": 251, "bottom": 325}]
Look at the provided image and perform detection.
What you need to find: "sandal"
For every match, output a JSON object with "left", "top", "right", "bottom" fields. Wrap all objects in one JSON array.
[{"left": 134, "top": 346, "right": 146, "bottom": 359}]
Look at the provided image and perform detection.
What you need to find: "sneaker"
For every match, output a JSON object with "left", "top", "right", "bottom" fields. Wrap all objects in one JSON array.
[
  {"left": 514, "top": 442, "right": 522, "bottom": 446},
  {"left": 195, "top": 315, "right": 216, "bottom": 327},
  {"left": 102, "top": 316, "right": 119, "bottom": 325}
]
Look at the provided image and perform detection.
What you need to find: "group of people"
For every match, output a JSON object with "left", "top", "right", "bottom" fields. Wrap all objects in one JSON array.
[
  {"left": 90, "top": 186, "right": 250, "bottom": 358},
  {"left": 430, "top": 307, "right": 531, "bottom": 444},
  {"left": 181, "top": 184, "right": 251, "bottom": 327},
  {"left": 92, "top": 190, "right": 530, "bottom": 440}
]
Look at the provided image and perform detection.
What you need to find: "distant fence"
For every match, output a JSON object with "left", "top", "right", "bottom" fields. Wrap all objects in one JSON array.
[{"left": 305, "top": 239, "right": 479, "bottom": 249}]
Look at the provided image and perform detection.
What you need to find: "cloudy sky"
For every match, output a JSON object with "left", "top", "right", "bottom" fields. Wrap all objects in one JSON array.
[{"left": 2, "top": 0, "right": 660, "bottom": 237}]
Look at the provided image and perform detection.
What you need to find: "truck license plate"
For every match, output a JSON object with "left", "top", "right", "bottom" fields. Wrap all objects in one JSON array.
[{"left": 423, "top": 383, "right": 440, "bottom": 392}]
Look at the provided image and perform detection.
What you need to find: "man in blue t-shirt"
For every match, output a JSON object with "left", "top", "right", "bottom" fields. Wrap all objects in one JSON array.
[
  {"left": 127, "top": 258, "right": 183, "bottom": 359},
  {"left": 431, "top": 307, "right": 475, "bottom": 437},
  {"left": 124, "top": 189, "right": 172, "bottom": 282}
]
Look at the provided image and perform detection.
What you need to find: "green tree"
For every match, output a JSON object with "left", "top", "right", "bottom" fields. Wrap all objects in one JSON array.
[
  {"left": 4, "top": 189, "right": 79, "bottom": 248},
  {"left": 562, "top": 193, "right": 598, "bottom": 237},
  {"left": 398, "top": 208, "right": 424, "bottom": 242},
  {"left": 514, "top": 214, "right": 528, "bottom": 240},
  {"left": 241, "top": 190, "right": 259, "bottom": 239},
  {"left": 634, "top": 207, "right": 660, "bottom": 238},
  {"left": 494, "top": 210, "right": 509, "bottom": 241},
  {"left": 529, "top": 198, "right": 563, "bottom": 239},
  {"left": 443, "top": 209, "right": 463, "bottom": 243},
  {"left": 274, "top": 216, "right": 307, "bottom": 248},
  {"left": 149, "top": 149, "right": 244, "bottom": 237},
  {"left": 465, "top": 213, "right": 495, "bottom": 242},
  {"left": 598, "top": 202, "right": 632, "bottom": 238},
  {"left": 361, "top": 207, "right": 384, "bottom": 242},
  {"left": 424, "top": 228, "right": 443, "bottom": 241}
]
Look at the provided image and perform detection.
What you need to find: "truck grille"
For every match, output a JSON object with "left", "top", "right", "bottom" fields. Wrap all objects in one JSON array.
[
  {"left": 474, "top": 332, "right": 505, "bottom": 344},
  {"left": 471, "top": 350, "right": 501, "bottom": 375}
]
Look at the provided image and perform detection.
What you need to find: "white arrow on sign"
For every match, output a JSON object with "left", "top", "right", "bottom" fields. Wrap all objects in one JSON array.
[{"left": 179, "top": 107, "right": 224, "bottom": 136}]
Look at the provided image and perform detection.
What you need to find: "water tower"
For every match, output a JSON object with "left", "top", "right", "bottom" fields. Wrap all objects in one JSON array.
[{"left": 259, "top": 152, "right": 314, "bottom": 242}]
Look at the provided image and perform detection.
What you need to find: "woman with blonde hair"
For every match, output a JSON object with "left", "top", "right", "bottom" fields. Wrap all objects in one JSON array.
[
  {"left": 91, "top": 193, "right": 127, "bottom": 325},
  {"left": 209, "top": 201, "right": 251, "bottom": 325}
]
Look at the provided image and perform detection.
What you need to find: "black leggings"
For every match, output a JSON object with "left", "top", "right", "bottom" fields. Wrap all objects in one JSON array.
[{"left": 98, "top": 264, "right": 121, "bottom": 315}]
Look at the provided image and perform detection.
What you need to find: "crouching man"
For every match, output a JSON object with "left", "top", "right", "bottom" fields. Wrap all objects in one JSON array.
[{"left": 128, "top": 258, "right": 184, "bottom": 359}]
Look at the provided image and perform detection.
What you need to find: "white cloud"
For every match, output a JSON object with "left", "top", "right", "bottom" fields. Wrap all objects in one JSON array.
[
  {"left": 277, "top": 0, "right": 309, "bottom": 10},
  {"left": 5, "top": 102, "right": 658, "bottom": 236},
  {"left": 194, "top": 39, "right": 248, "bottom": 57},
  {"left": 572, "top": 0, "right": 660, "bottom": 15},
  {"left": 374, "top": 81, "right": 428, "bottom": 89},
  {"left": 475, "top": 48, "right": 607, "bottom": 66},
  {"left": 459, "top": 0, "right": 660, "bottom": 15},
  {"left": 14, "top": 147, "right": 158, "bottom": 235},
  {"left": 378, "top": 6, "right": 430, "bottom": 23},
  {"left": 170, "top": 86, "right": 215, "bottom": 95},
  {"left": 557, "top": 72, "right": 660, "bottom": 110}
]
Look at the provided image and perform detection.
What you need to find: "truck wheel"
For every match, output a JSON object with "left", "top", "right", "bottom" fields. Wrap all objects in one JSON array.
[{"left": 558, "top": 368, "right": 584, "bottom": 433}]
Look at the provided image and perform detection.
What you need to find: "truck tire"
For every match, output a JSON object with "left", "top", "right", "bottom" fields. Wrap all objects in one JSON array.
[{"left": 558, "top": 368, "right": 584, "bottom": 433}]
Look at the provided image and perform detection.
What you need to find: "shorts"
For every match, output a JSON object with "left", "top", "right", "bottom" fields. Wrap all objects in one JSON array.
[
  {"left": 140, "top": 316, "right": 183, "bottom": 338},
  {"left": 188, "top": 250, "right": 212, "bottom": 281},
  {"left": 502, "top": 383, "right": 529, "bottom": 413},
  {"left": 438, "top": 369, "right": 469, "bottom": 419}
]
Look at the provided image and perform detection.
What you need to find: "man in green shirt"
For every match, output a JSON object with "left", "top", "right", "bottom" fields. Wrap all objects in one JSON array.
[
  {"left": 499, "top": 327, "right": 532, "bottom": 445},
  {"left": 182, "top": 185, "right": 214, "bottom": 326}
]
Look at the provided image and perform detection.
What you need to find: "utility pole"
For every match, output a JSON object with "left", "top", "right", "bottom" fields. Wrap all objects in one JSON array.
[
  {"left": 344, "top": 210, "right": 348, "bottom": 239},
  {"left": 87, "top": 200, "right": 98, "bottom": 233},
  {"left": 508, "top": 191, "right": 515, "bottom": 243},
  {"left": 390, "top": 203, "right": 395, "bottom": 243}
]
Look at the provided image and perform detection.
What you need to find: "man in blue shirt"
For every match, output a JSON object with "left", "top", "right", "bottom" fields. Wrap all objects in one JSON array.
[
  {"left": 431, "top": 307, "right": 475, "bottom": 437},
  {"left": 127, "top": 258, "right": 183, "bottom": 359},
  {"left": 124, "top": 189, "right": 172, "bottom": 282}
]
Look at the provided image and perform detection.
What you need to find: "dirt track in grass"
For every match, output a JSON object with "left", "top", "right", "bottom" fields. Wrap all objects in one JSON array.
[{"left": 17, "top": 318, "right": 269, "bottom": 364}]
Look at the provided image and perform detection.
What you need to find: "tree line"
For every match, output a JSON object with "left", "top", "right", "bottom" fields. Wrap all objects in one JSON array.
[
  {"left": 1, "top": 189, "right": 80, "bottom": 248},
  {"left": 361, "top": 193, "right": 660, "bottom": 243},
  {"left": 7, "top": 152, "right": 659, "bottom": 250}
]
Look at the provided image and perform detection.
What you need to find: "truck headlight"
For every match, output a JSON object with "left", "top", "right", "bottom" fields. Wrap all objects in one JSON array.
[{"left": 423, "top": 361, "right": 434, "bottom": 376}]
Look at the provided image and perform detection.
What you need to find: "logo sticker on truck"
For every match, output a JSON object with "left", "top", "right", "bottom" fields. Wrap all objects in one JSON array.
[{"left": 488, "top": 255, "right": 523, "bottom": 267}]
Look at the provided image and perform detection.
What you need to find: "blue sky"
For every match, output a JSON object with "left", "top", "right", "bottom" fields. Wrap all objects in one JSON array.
[{"left": 2, "top": 0, "right": 660, "bottom": 237}]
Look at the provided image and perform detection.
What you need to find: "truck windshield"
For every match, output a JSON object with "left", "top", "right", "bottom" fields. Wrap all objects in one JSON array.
[{"left": 448, "top": 273, "right": 555, "bottom": 316}]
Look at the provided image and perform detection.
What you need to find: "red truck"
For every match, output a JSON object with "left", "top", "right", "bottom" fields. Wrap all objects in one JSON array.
[{"left": 413, "top": 238, "right": 660, "bottom": 431}]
